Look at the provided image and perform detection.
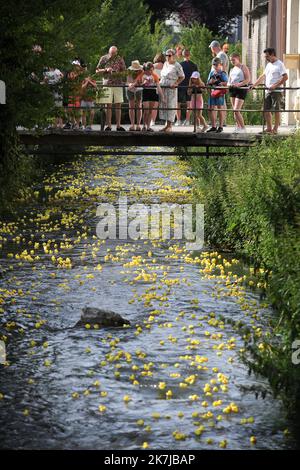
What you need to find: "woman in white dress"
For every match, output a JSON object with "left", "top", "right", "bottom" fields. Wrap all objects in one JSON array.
[{"left": 159, "top": 49, "right": 185, "bottom": 132}]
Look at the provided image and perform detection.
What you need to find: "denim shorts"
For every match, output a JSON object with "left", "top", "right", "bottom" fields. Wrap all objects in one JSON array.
[{"left": 126, "top": 89, "right": 142, "bottom": 101}]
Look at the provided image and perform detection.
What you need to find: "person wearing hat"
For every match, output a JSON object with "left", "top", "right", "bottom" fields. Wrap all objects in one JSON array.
[
  {"left": 209, "top": 40, "right": 229, "bottom": 74},
  {"left": 209, "top": 40, "right": 229, "bottom": 126},
  {"left": 206, "top": 57, "right": 228, "bottom": 133},
  {"left": 159, "top": 49, "right": 185, "bottom": 132},
  {"left": 127, "top": 60, "right": 143, "bottom": 131},
  {"left": 187, "top": 71, "right": 208, "bottom": 132}
]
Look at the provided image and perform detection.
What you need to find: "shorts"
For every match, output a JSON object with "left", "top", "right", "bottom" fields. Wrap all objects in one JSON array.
[
  {"left": 190, "top": 93, "right": 203, "bottom": 111},
  {"left": 229, "top": 87, "right": 248, "bottom": 101},
  {"left": 68, "top": 96, "right": 81, "bottom": 108},
  {"left": 53, "top": 91, "right": 63, "bottom": 107},
  {"left": 81, "top": 100, "right": 95, "bottom": 108},
  {"left": 97, "top": 86, "right": 124, "bottom": 104},
  {"left": 178, "top": 87, "right": 189, "bottom": 103},
  {"left": 126, "top": 89, "right": 142, "bottom": 101},
  {"left": 264, "top": 92, "right": 285, "bottom": 111},
  {"left": 208, "top": 95, "right": 225, "bottom": 107},
  {"left": 142, "top": 88, "right": 158, "bottom": 102}
]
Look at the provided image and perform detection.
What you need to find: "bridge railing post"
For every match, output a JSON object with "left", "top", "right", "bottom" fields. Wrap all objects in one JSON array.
[
  {"left": 193, "top": 86, "right": 197, "bottom": 133},
  {"left": 262, "top": 86, "right": 266, "bottom": 133}
]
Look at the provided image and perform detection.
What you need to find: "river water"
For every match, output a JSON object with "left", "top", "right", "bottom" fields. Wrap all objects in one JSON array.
[{"left": 0, "top": 149, "right": 297, "bottom": 449}]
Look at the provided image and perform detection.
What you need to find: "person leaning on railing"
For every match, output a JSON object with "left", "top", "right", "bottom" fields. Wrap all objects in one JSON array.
[
  {"left": 159, "top": 49, "right": 185, "bottom": 133},
  {"left": 206, "top": 57, "right": 228, "bottom": 133},
  {"left": 250, "top": 48, "right": 288, "bottom": 135},
  {"left": 95, "top": 46, "right": 126, "bottom": 131},
  {"left": 126, "top": 60, "right": 143, "bottom": 131},
  {"left": 228, "top": 52, "right": 250, "bottom": 133},
  {"left": 131, "top": 62, "right": 165, "bottom": 132},
  {"left": 187, "top": 71, "right": 208, "bottom": 133}
]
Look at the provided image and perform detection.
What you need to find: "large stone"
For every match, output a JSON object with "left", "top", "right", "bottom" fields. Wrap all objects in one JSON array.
[{"left": 76, "top": 307, "right": 130, "bottom": 328}]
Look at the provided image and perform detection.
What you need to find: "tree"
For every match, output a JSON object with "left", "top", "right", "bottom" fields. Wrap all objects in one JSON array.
[
  {"left": 180, "top": 24, "right": 215, "bottom": 82},
  {"left": 145, "top": 0, "right": 242, "bottom": 34},
  {"left": 0, "top": 0, "right": 171, "bottom": 211}
]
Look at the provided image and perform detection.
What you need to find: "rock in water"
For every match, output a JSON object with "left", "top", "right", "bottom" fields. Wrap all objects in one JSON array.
[{"left": 76, "top": 307, "right": 130, "bottom": 328}]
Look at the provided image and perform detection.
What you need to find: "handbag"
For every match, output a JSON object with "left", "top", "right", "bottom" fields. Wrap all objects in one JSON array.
[{"left": 211, "top": 88, "right": 227, "bottom": 98}]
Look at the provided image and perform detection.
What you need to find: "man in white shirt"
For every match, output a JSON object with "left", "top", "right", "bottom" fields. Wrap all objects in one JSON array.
[{"left": 252, "top": 48, "right": 288, "bottom": 134}]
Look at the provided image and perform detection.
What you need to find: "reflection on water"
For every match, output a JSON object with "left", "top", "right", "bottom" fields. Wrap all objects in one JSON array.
[{"left": 0, "top": 150, "right": 297, "bottom": 449}]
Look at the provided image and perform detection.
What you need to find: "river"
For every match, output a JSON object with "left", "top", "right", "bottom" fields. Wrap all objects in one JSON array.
[{"left": 0, "top": 149, "right": 297, "bottom": 449}]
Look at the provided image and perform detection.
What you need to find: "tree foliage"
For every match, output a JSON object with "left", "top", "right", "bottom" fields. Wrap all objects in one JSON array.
[
  {"left": 0, "top": 0, "right": 170, "bottom": 210},
  {"left": 146, "top": 0, "right": 242, "bottom": 34}
]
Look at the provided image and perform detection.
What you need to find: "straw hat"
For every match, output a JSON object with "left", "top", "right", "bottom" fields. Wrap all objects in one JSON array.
[{"left": 128, "top": 60, "right": 143, "bottom": 71}]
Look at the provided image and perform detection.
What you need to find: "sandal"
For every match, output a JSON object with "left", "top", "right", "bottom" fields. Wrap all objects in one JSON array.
[
  {"left": 129, "top": 126, "right": 135, "bottom": 131},
  {"left": 135, "top": 126, "right": 141, "bottom": 131}
]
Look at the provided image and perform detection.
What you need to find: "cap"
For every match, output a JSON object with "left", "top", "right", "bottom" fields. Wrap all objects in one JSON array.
[
  {"left": 191, "top": 71, "right": 200, "bottom": 79},
  {"left": 209, "top": 40, "right": 220, "bottom": 48},
  {"left": 212, "top": 57, "right": 221, "bottom": 66}
]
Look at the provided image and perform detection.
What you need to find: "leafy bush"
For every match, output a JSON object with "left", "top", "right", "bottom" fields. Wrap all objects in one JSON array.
[{"left": 190, "top": 135, "right": 300, "bottom": 414}]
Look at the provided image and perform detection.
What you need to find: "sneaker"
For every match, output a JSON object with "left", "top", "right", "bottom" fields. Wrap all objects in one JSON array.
[
  {"left": 116, "top": 126, "right": 126, "bottom": 131},
  {"left": 237, "top": 127, "right": 247, "bottom": 133},
  {"left": 63, "top": 123, "right": 72, "bottom": 130},
  {"left": 104, "top": 126, "right": 112, "bottom": 131},
  {"left": 216, "top": 127, "right": 223, "bottom": 133},
  {"left": 85, "top": 126, "right": 92, "bottom": 132},
  {"left": 206, "top": 127, "right": 217, "bottom": 133},
  {"left": 147, "top": 128, "right": 154, "bottom": 132},
  {"left": 175, "top": 120, "right": 182, "bottom": 126}
]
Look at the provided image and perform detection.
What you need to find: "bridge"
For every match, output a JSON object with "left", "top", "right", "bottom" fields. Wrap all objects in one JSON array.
[
  {"left": 17, "top": 84, "right": 297, "bottom": 157},
  {"left": 18, "top": 125, "right": 293, "bottom": 157}
]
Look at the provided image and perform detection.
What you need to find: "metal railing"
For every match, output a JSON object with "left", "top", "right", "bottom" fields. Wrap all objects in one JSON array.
[{"left": 51, "top": 83, "right": 300, "bottom": 133}]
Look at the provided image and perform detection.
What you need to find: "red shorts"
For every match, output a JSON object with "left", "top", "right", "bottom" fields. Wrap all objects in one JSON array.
[{"left": 68, "top": 96, "right": 81, "bottom": 108}]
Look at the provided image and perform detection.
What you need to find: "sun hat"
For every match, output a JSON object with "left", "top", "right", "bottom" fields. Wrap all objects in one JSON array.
[
  {"left": 209, "top": 40, "right": 220, "bottom": 48},
  {"left": 165, "top": 49, "right": 176, "bottom": 56},
  {"left": 128, "top": 60, "right": 143, "bottom": 71},
  {"left": 191, "top": 71, "right": 200, "bottom": 79}
]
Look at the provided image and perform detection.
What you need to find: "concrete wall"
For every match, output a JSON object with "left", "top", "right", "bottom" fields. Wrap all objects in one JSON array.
[
  {"left": 242, "top": 0, "right": 268, "bottom": 82},
  {"left": 284, "top": 0, "right": 300, "bottom": 125}
]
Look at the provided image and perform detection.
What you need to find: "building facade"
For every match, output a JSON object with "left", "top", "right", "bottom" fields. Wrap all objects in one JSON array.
[{"left": 242, "top": 0, "right": 300, "bottom": 124}]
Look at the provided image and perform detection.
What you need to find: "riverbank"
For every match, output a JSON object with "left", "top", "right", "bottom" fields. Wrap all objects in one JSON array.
[{"left": 190, "top": 135, "right": 300, "bottom": 416}]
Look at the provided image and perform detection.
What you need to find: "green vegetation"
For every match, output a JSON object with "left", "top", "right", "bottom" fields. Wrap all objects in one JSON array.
[
  {"left": 190, "top": 136, "right": 300, "bottom": 415},
  {"left": 0, "top": 0, "right": 171, "bottom": 213}
]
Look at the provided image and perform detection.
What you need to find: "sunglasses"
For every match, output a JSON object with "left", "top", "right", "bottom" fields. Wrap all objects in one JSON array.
[{"left": 166, "top": 54, "right": 173, "bottom": 57}]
